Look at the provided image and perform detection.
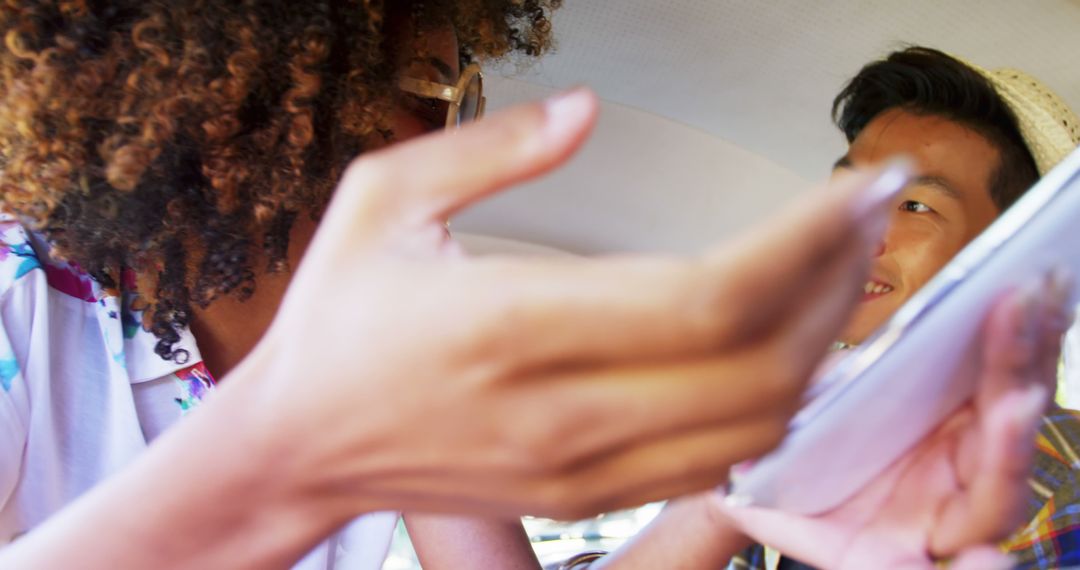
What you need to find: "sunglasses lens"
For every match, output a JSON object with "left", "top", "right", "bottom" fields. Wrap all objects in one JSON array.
[{"left": 457, "top": 72, "right": 483, "bottom": 126}]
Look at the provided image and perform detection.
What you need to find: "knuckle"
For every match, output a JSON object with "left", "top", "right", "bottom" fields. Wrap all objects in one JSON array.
[
  {"left": 651, "top": 260, "right": 741, "bottom": 353},
  {"left": 507, "top": 417, "right": 569, "bottom": 474},
  {"left": 342, "top": 155, "right": 392, "bottom": 190},
  {"left": 338, "top": 156, "right": 397, "bottom": 209},
  {"left": 560, "top": 501, "right": 605, "bottom": 522},
  {"left": 756, "top": 356, "right": 805, "bottom": 402},
  {"left": 684, "top": 266, "right": 738, "bottom": 345},
  {"left": 750, "top": 414, "right": 791, "bottom": 455},
  {"left": 475, "top": 307, "right": 530, "bottom": 359},
  {"left": 519, "top": 439, "right": 557, "bottom": 474},
  {"left": 661, "top": 452, "right": 701, "bottom": 484},
  {"left": 452, "top": 287, "right": 529, "bottom": 366},
  {"left": 532, "top": 479, "right": 582, "bottom": 517}
]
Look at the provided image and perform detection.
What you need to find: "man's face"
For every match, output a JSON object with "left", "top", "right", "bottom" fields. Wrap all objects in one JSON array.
[{"left": 837, "top": 108, "right": 1003, "bottom": 344}]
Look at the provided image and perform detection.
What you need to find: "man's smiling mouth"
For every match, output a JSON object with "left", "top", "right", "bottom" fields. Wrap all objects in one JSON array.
[{"left": 862, "top": 279, "right": 895, "bottom": 298}]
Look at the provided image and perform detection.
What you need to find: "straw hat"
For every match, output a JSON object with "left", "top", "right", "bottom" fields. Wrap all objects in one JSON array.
[{"left": 964, "top": 61, "right": 1080, "bottom": 176}]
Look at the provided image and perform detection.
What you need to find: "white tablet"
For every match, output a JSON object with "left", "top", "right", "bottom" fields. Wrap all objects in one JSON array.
[{"left": 726, "top": 146, "right": 1080, "bottom": 515}]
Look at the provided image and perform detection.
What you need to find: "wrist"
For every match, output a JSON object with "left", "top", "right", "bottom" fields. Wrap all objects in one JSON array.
[
  {"left": 217, "top": 343, "right": 365, "bottom": 528},
  {"left": 591, "top": 494, "right": 751, "bottom": 570},
  {"left": 149, "top": 362, "right": 348, "bottom": 566},
  {"left": 666, "top": 493, "right": 741, "bottom": 537},
  {"left": 0, "top": 354, "right": 353, "bottom": 569},
  {"left": 223, "top": 332, "right": 386, "bottom": 527}
]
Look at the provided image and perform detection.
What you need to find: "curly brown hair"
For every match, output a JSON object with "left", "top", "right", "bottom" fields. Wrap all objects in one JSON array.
[{"left": 0, "top": 0, "right": 560, "bottom": 361}]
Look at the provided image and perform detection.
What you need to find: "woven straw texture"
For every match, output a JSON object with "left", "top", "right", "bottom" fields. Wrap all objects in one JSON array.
[{"left": 973, "top": 64, "right": 1080, "bottom": 175}]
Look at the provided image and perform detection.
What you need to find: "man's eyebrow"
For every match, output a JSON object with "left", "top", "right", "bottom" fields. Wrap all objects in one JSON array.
[
  {"left": 831, "top": 156, "right": 958, "bottom": 200},
  {"left": 912, "top": 174, "right": 962, "bottom": 200}
]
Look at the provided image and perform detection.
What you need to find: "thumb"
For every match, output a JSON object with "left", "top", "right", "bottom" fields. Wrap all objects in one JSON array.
[
  {"left": 328, "top": 88, "right": 598, "bottom": 232},
  {"left": 712, "top": 492, "right": 847, "bottom": 567}
]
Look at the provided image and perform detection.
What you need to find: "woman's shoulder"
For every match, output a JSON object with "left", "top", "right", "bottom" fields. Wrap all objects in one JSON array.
[
  {"left": 0, "top": 216, "right": 116, "bottom": 374},
  {"left": 0, "top": 216, "right": 104, "bottom": 304},
  {"left": 0, "top": 217, "right": 45, "bottom": 297}
]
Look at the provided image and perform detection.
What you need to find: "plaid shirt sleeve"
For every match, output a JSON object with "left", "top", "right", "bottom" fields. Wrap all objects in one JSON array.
[
  {"left": 1003, "top": 407, "right": 1080, "bottom": 569},
  {"left": 728, "top": 409, "right": 1080, "bottom": 570},
  {"left": 728, "top": 544, "right": 768, "bottom": 570}
]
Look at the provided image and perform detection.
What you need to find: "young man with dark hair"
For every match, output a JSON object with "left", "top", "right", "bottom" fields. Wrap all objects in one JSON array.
[
  {"left": 540, "top": 46, "right": 1077, "bottom": 570},
  {"left": 730, "top": 46, "right": 1080, "bottom": 570}
]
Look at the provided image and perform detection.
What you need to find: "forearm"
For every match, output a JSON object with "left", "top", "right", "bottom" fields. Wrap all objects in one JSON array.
[
  {"left": 406, "top": 513, "right": 541, "bottom": 570},
  {"left": 0, "top": 358, "right": 360, "bottom": 569},
  {"left": 592, "top": 496, "right": 750, "bottom": 570}
]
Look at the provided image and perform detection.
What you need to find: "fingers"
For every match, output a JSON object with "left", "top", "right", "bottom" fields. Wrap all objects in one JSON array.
[
  {"left": 976, "top": 287, "right": 1041, "bottom": 410},
  {"left": 345, "top": 414, "right": 793, "bottom": 521},
  {"left": 1037, "top": 268, "right": 1074, "bottom": 389},
  {"left": 541, "top": 417, "right": 794, "bottom": 518},
  {"left": 712, "top": 497, "right": 847, "bottom": 569},
  {"left": 764, "top": 223, "right": 871, "bottom": 381},
  {"left": 932, "top": 273, "right": 1068, "bottom": 555},
  {"left": 954, "top": 273, "right": 1071, "bottom": 486},
  {"left": 456, "top": 164, "right": 910, "bottom": 372},
  {"left": 698, "top": 161, "right": 910, "bottom": 343},
  {"left": 976, "top": 272, "right": 1071, "bottom": 415},
  {"left": 327, "top": 88, "right": 598, "bottom": 235},
  {"left": 500, "top": 351, "right": 804, "bottom": 470},
  {"left": 929, "top": 384, "right": 1047, "bottom": 555}
]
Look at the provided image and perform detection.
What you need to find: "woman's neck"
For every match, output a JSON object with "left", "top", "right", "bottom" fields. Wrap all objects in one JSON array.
[{"left": 189, "top": 216, "right": 317, "bottom": 379}]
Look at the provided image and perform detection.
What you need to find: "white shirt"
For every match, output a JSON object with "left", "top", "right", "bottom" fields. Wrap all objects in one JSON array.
[{"left": 0, "top": 218, "right": 397, "bottom": 568}]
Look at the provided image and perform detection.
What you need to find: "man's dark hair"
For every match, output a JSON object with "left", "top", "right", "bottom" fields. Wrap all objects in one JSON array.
[{"left": 832, "top": 46, "right": 1039, "bottom": 211}]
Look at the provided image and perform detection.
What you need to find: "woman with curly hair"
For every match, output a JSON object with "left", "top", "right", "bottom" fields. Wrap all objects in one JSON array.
[
  {"left": 0, "top": 1, "right": 1046, "bottom": 569},
  {"left": 0, "top": 0, "right": 560, "bottom": 361},
  {"left": 0, "top": 1, "right": 911, "bottom": 567}
]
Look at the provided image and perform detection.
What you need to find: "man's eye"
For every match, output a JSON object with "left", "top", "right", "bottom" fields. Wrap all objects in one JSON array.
[{"left": 899, "top": 200, "right": 932, "bottom": 213}]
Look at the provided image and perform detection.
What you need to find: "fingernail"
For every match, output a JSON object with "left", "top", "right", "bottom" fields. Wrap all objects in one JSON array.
[
  {"left": 543, "top": 88, "right": 595, "bottom": 143},
  {"left": 722, "top": 492, "right": 755, "bottom": 508},
  {"left": 1049, "top": 265, "right": 1076, "bottom": 311},
  {"left": 851, "top": 158, "right": 914, "bottom": 245},
  {"left": 1041, "top": 266, "right": 1075, "bottom": 333}
]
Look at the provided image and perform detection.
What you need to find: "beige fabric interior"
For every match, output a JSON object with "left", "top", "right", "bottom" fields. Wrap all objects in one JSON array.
[{"left": 454, "top": 0, "right": 1080, "bottom": 255}]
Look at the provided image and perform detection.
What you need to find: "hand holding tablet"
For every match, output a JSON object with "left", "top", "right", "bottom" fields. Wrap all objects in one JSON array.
[
  {"left": 729, "top": 147, "right": 1080, "bottom": 515},
  {"left": 715, "top": 253, "right": 1071, "bottom": 570}
]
